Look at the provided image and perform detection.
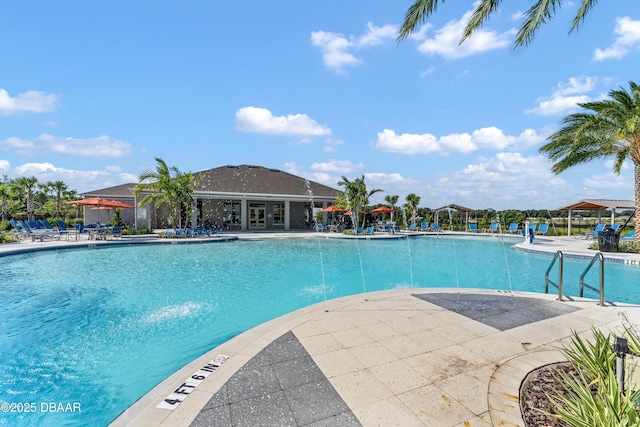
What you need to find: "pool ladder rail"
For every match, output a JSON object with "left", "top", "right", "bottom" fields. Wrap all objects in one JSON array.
[{"left": 545, "top": 250, "right": 606, "bottom": 306}]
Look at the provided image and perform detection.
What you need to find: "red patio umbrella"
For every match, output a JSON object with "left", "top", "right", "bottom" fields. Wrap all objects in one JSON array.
[
  {"left": 320, "top": 206, "right": 345, "bottom": 212},
  {"left": 369, "top": 206, "right": 394, "bottom": 213},
  {"left": 65, "top": 198, "right": 135, "bottom": 209}
]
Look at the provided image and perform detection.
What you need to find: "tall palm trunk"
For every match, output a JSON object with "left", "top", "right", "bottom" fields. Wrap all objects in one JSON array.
[
  {"left": 635, "top": 162, "right": 640, "bottom": 242},
  {"left": 27, "top": 191, "right": 34, "bottom": 221}
]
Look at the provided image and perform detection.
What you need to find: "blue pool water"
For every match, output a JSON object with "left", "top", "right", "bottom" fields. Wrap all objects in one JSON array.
[{"left": 1, "top": 236, "right": 640, "bottom": 426}]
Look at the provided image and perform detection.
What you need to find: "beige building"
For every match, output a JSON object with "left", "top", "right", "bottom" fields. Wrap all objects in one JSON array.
[{"left": 81, "top": 165, "right": 339, "bottom": 231}]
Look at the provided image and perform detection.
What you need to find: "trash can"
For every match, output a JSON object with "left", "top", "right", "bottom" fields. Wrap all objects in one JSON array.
[{"left": 597, "top": 226, "right": 620, "bottom": 252}]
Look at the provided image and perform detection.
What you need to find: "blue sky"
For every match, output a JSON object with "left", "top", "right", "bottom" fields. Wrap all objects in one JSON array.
[{"left": 1, "top": 1, "right": 639, "bottom": 210}]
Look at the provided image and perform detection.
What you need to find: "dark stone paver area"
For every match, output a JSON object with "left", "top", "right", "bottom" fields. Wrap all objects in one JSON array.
[
  {"left": 191, "top": 331, "right": 361, "bottom": 427},
  {"left": 414, "top": 292, "right": 580, "bottom": 331}
]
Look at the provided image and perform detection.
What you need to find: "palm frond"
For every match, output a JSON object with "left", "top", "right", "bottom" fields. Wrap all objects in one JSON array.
[
  {"left": 515, "top": 0, "right": 561, "bottom": 47},
  {"left": 569, "top": 0, "right": 599, "bottom": 34},
  {"left": 461, "top": 0, "right": 502, "bottom": 44},
  {"left": 397, "top": 0, "right": 441, "bottom": 42}
]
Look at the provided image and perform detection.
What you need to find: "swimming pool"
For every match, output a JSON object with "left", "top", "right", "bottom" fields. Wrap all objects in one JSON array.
[{"left": 1, "top": 236, "right": 639, "bottom": 426}]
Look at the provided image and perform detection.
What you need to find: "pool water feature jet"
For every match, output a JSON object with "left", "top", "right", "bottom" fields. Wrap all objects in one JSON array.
[
  {"left": 447, "top": 209, "right": 460, "bottom": 291},
  {"left": 347, "top": 195, "right": 367, "bottom": 294},
  {"left": 496, "top": 212, "right": 514, "bottom": 293},
  {"left": 304, "top": 179, "right": 327, "bottom": 302},
  {"left": 402, "top": 206, "right": 415, "bottom": 288}
]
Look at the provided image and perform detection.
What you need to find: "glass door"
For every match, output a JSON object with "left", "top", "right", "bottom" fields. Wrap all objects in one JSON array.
[{"left": 249, "top": 204, "right": 266, "bottom": 229}]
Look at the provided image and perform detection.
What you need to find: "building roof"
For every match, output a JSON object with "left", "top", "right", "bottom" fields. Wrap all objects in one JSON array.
[
  {"left": 83, "top": 165, "right": 339, "bottom": 201},
  {"left": 82, "top": 183, "right": 137, "bottom": 198},
  {"left": 432, "top": 204, "right": 475, "bottom": 213},
  {"left": 194, "top": 165, "right": 338, "bottom": 199},
  {"left": 558, "top": 199, "right": 636, "bottom": 211}
]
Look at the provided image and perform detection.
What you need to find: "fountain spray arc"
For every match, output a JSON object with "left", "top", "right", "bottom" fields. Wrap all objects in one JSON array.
[{"left": 304, "top": 180, "right": 327, "bottom": 302}]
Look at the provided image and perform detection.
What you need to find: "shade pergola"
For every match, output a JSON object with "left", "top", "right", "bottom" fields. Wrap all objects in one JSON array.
[
  {"left": 558, "top": 199, "right": 635, "bottom": 236},
  {"left": 432, "top": 204, "right": 475, "bottom": 230}
]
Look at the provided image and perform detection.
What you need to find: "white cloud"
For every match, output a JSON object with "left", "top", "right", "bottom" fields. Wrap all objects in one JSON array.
[
  {"left": 423, "top": 153, "right": 568, "bottom": 209},
  {"left": 311, "top": 22, "right": 397, "bottom": 72},
  {"left": 310, "top": 30, "right": 360, "bottom": 72},
  {"left": 356, "top": 22, "right": 398, "bottom": 48},
  {"left": 374, "top": 127, "right": 543, "bottom": 155},
  {"left": 0, "top": 159, "right": 9, "bottom": 171},
  {"left": 310, "top": 160, "right": 363, "bottom": 174},
  {"left": 38, "top": 134, "right": 133, "bottom": 158},
  {"left": 526, "top": 75, "right": 596, "bottom": 116},
  {"left": 413, "top": 10, "right": 515, "bottom": 59},
  {"left": 235, "top": 106, "right": 331, "bottom": 137},
  {"left": 0, "top": 134, "right": 132, "bottom": 159},
  {"left": 10, "top": 161, "right": 135, "bottom": 193},
  {"left": 0, "top": 137, "right": 36, "bottom": 156},
  {"left": 0, "top": 89, "right": 58, "bottom": 115},
  {"left": 323, "top": 138, "right": 343, "bottom": 152},
  {"left": 594, "top": 17, "right": 640, "bottom": 61}
]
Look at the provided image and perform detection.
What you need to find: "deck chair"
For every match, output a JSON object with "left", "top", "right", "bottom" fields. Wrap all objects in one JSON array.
[
  {"left": 610, "top": 224, "right": 620, "bottom": 233},
  {"left": 365, "top": 226, "right": 374, "bottom": 235},
  {"left": 54, "top": 220, "right": 78, "bottom": 240},
  {"left": 421, "top": 222, "right": 429, "bottom": 231},
  {"left": 537, "top": 223, "right": 549, "bottom": 235},
  {"left": 486, "top": 222, "right": 499, "bottom": 233},
  {"left": 9, "top": 219, "right": 28, "bottom": 240},
  {"left": 431, "top": 223, "right": 440, "bottom": 232},
  {"left": 622, "top": 230, "right": 636, "bottom": 240},
  {"left": 587, "top": 223, "right": 605, "bottom": 239},
  {"left": 507, "top": 223, "right": 518, "bottom": 233},
  {"left": 407, "top": 223, "right": 417, "bottom": 231},
  {"left": 315, "top": 223, "right": 324, "bottom": 232},
  {"left": 468, "top": 223, "right": 478, "bottom": 232},
  {"left": 356, "top": 226, "right": 364, "bottom": 234},
  {"left": 18, "top": 220, "right": 59, "bottom": 241}
]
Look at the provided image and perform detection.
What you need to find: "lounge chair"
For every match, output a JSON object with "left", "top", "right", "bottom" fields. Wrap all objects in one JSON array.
[
  {"left": 17, "top": 220, "right": 59, "bottom": 241},
  {"left": 111, "top": 226, "right": 122, "bottom": 239},
  {"left": 407, "top": 223, "right": 417, "bottom": 231},
  {"left": 356, "top": 226, "right": 364, "bottom": 234},
  {"left": 54, "top": 220, "right": 79, "bottom": 240},
  {"left": 586, "top": 223, "right": 605, "bottom": 239},
  {"left": 421, "top": 222, "right": 429, "bottom": 231},
  {"left": 610, "top": 224, "right": 620, "bottom": 233},
  {"left": 537, "top": 223, "right": 549, "bottom": 235},
  {"left": 486, "top": 222, "right": 499, "bottom": 233},
  {"left": 431, "top": 223, "right": 440, "bottom": 232},
  {"left": 468, "top": 223, "right": 478, "bottom": 232},
  {"left": 9, "top": 219, "right": 28, "bottom": 240},
  {"left": 622, "top": 230, "right": 636, "bottom": 240},
  {"left": 315, "top": 223, "right": 325, "bottom": 232},
  {"left": 365, "top": 226, "right": 374, "bottom": 235},
  {"left": 507, "top": 223, "right": 518, "bottom": 233}
]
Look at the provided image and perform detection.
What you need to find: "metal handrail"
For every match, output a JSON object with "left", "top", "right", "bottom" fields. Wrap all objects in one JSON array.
[
  {"left": 580, "top": 252, "right": 605, "bottom": 306},
  {"left": 545, "top": 250, "right": 564, "bottom": 301}
]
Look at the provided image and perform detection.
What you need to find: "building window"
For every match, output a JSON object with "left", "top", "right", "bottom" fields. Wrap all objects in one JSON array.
[
  {"left": 273, "top": 203, "right": 285, "bottom": 224},
  {"left": 223, "top": 201, "right": 241, "bottom": 227}
]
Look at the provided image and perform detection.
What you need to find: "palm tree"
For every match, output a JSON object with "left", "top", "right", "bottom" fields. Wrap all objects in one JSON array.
[
  {"left": 398, "top": 0, "right": 598, "bottom": 47},
  {"left": 337, "top": 175, "right": 382, "bottom": 227},
  {"left": 135, "top": 158, "right": 202, "bottom": 228},
  {"left": 385, "top": 194, "right": 399, "bottom": 223},
  {"left": 44, "top": 180, "right": 69, "bottom": 218},
  {"left": 539, "top": 81, "right": 640, "bottom": 242},
  {"left": 135, "top": 158, "right": 177, "bottom": 227},
  {"left": 172, "top": 170, "right": 203, "bottom": 228},
  {"left": 0, "top": 177, "right": 10, "bottom": 222},
  {"left": 405, "top": 193, "right": 421, "bottom": 225},
  {"left": 14, "top": 176, "right": 39, "bottom": 220}
]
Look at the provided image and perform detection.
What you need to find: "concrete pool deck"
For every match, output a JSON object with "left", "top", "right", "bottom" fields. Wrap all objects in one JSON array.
[{"left": 3, "top": 231, "right": 640, "bottom": 426}]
